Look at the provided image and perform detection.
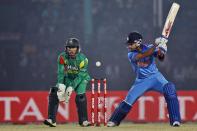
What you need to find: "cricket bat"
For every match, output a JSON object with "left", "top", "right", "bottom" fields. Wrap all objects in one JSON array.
[{"left": 162, "top": 2, "right": 180, "bottom": 38}]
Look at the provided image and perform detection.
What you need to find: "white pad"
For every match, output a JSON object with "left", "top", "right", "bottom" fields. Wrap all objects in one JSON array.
[{"left": 57, "top": 83, "right": 66, "bottom": 102}]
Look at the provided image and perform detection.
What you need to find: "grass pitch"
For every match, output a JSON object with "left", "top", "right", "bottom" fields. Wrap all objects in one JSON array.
[{"left": 0, "top": 123, "right": 196, "bottom": 131}]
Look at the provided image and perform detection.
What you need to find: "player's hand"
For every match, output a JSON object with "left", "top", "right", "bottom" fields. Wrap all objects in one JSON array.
[
  {"left": 154, "top": 37, "right": 168, "bottom": 46},
  {"left": 158, "top": 43, "right": 167, "bottom": 54},
  {"left": 65, "top": 86, "right": 73, "bottom": 103}
]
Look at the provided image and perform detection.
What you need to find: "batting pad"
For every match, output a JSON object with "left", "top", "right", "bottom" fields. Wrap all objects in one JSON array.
[
  {"left": 163, "top": 82, "right": 181, "bottom": 125},
  {"left": 109, "top": 101, "right": 132, "bottom": 125}
]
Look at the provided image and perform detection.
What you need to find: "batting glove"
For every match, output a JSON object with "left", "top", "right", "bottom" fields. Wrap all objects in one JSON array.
[
  {"left": 154, "top": 37, "right": 168, "bottom": 46},
  {"left": 158, "top": 42, "right": 167, "bottom": 54}
]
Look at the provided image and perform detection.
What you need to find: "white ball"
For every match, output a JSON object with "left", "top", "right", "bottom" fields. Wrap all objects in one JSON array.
[{"left": 96, "top": 61, "right": 101, "bottom": 67}]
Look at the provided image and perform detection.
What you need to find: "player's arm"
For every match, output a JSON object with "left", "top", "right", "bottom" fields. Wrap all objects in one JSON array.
[
  {"left": 57, "top": 55, "right": 66, "bottom": 84},
  {"left": 155, "top": 49, "right": 165, "bottom": 61},
  {"left": 135, "top": 45, "right": 157, "bottom": 60},
  {"left": 135, "top": 37, "right": 168, "bottom": 61},
  {"left": 154, "top": 37, "right": 168, "bottom": 61},
  {"left": 69, "top": 58, "right": 89, "bottom": 89}
]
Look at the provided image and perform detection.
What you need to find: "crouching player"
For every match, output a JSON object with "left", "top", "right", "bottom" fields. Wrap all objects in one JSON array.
[
  {"left": 44, "top": 38, "right": 91, "bottom": 127},
  {"left": 107, "top": 32, "right": 181, "bottom": 127}
]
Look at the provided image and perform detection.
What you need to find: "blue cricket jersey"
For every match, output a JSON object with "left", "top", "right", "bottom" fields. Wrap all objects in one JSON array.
[{"left": 128, "top": 44, "right": 159, "bottom": 79}]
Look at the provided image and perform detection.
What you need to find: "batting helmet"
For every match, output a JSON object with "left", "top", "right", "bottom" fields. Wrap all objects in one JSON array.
[{"left": 126, "top": 31, "right": 143, "bottom": 44}]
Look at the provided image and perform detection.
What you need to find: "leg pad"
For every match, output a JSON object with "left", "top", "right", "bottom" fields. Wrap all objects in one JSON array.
[
  {"left": 109, "top": 101, "right": 132, "bottom": 125},
  {"left": 48, "top": 87, "right": 59, "bottom": 123},
  {"left": 163, "top": 82, "right": 181, "bottom": 125},
  {"left": 75, "top": 93, "right": 88, "bottom": 125}
]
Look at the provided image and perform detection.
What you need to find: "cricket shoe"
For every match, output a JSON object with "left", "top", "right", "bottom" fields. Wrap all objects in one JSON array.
[
  {"left": 107, "top": 121, "right": 118, "bottom": 127},
  {"left": 80, "top": 120, "right": 91, "bottom": 127},
  {"left": 43, "top": 119, "right": 56, "bottom": 127},
  {"left": 172, "top": 121, "right": 181, "bottom": 127}
]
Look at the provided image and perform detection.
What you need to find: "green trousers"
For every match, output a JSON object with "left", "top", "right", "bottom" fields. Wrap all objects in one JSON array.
[{"left": 65, "top": 79, "right": 89, "bottom": 94}]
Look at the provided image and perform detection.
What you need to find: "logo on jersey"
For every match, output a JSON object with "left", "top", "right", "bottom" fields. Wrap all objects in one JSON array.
[
  {"left": 66, "top": 65, "right": 79, "bottom": 74},
  {"left": 67, "top": 65, "right": 78, "bottom": 71},
  {"left": 137, "top": 57, "right": 151, "bottom": 67}
]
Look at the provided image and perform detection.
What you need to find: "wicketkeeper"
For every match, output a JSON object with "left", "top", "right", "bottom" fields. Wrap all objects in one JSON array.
[{"left": 44, "top": 38, "right": 91, "bottom": 127}]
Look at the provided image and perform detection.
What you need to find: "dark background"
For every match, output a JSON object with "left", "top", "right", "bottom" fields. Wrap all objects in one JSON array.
[{"left": 0, "top": 0, "right": 196, "bottom": 91}]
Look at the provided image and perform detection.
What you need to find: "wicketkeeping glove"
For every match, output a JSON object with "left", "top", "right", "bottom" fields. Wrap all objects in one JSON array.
[
  {"left": 65, "top": 86, "right": 73, "bottom": 103},
  {"left": 57, "top": 83, "right": 66, "bottom": 102}
]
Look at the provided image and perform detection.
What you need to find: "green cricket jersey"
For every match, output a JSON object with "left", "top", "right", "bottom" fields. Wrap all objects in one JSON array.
[{"left": 57, "top": 52, "right": 90, "bottom": 90}]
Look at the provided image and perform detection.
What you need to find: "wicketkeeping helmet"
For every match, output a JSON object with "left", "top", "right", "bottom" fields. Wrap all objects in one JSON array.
[
  {"left": 65, "top": 38, "right": 80, "bottom": 53},
  {"left": 126, "top": 31, "right": 143, "bottom": 45},
  {"left": 65, "top": 38, "right": 80, "bottom": 48}
]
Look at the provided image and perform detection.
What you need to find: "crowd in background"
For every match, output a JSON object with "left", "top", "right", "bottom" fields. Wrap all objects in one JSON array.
[{"left": 0, "top": 0, "right": 196, "bottom": 90}]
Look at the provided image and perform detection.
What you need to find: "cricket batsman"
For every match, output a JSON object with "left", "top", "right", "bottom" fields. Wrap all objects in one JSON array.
[
  {"left": 107, "top": 32, "right": 181, "bottom": 127},
  {"left": 44, "top": 38, "right": 91, "bottom": 127}
]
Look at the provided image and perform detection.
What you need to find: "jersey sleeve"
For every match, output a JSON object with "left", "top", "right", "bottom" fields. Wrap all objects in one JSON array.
[
  {"left": 128, "top": 52, "right": 138, "bottom": 62},
  {"left": 153, "top": 47, "right": 160, "bottom": 57},
  {"left": 69, "top": 57, "right": 89, "bottom": 89},
  {"left": 57, "top": 55, "right": 65, "bottom": 84}
]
